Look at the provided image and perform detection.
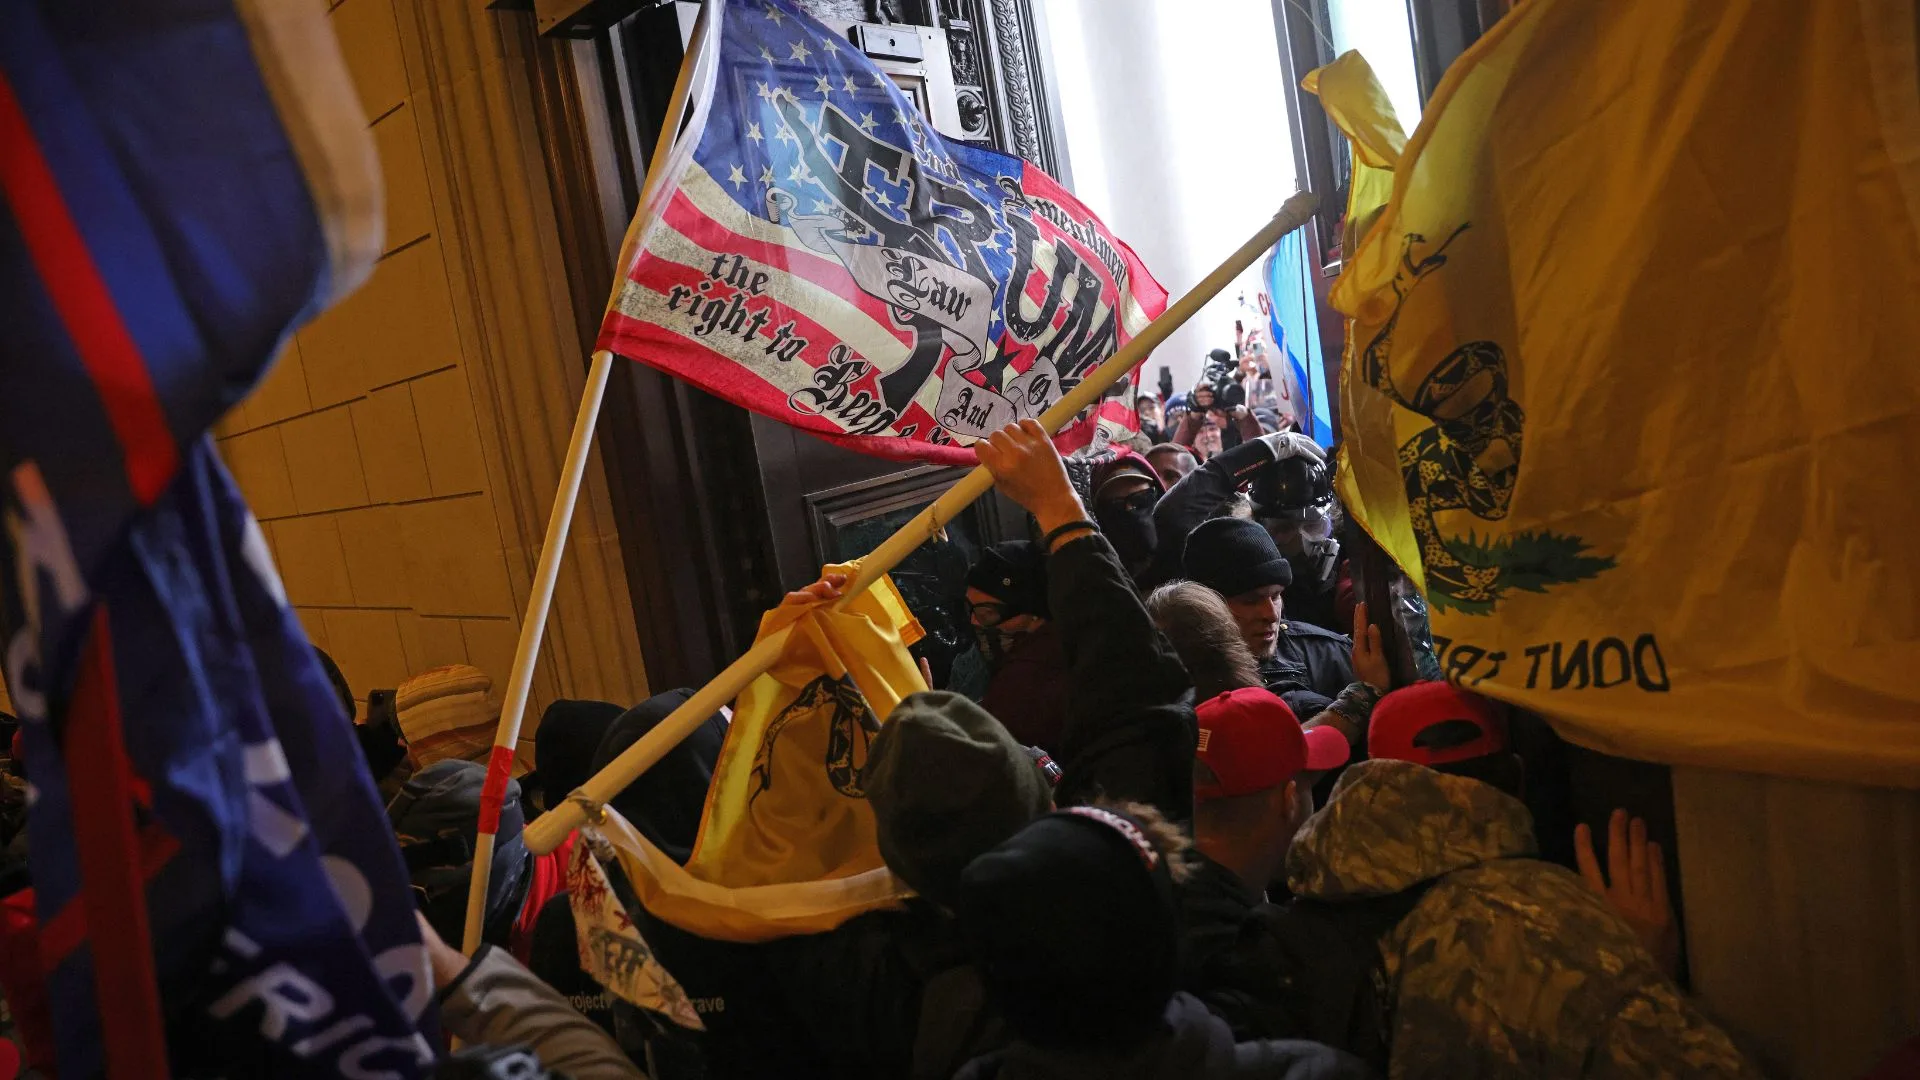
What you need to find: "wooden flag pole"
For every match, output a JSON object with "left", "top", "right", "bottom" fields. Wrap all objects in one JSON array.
[
  {"left": 459, "top": 0, "right": 714, "bottom": 957},
  {"left": 521, "top": 190, "right": 1320, "bottom": 857},
  {"left": 457, "top": 347, "right": 615, "bottom": 956}
]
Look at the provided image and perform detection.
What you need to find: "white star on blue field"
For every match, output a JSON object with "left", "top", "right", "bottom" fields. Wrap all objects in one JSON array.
[{"left": 692, "top": 0, "right": 1022, "bottom": 280}]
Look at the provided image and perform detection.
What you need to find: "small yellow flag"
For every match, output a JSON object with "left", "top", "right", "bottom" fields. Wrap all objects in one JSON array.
[
  {"left": 1328, "top": 0, "right": 1920, "bottom": 785},
  {"left": 687, "top": 562, "right": 925, "bottom": 889},
  {"left": 600, "top": 564, "right": 927, "bottom": 941}
]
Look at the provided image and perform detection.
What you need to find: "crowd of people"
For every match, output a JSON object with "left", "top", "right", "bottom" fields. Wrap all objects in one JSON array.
[
  {"left": 0, "top": 350, "right": 1774, "bottom": 1078},
  {"left": 1134, "top": 339, "right": 1289, "bottom": 468},
  {"left": 309, "top": 377, "right": 1773, "bottom": 1079}
]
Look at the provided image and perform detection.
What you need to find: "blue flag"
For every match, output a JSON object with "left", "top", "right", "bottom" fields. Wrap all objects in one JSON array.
[
  {"left": 0, "top": 2, "right": 436, "bottom": 1076},
  {"left": 1264, "top": 229, "right": 1335, "bottom": 446}
]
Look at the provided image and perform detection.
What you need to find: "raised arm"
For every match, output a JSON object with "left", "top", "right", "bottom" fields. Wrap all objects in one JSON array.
[
  {"left": 1171, "top": 409, "right": 1202, "bottom": 448},
  {"left": 975, "top": 420, "right": 1195, "bottom": 817},
  {"left": 1231, "top": 404, "right": 1263, "bottom": 442},
  {"left": 1300, "top": 601, "right": 1390, "bottom": 752},
  {"left": 1150, "top": 432, "right": 1326, "bottom": 583}
]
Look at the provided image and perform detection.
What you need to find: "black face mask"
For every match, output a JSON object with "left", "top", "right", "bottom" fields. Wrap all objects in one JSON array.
[
  {"left": 1095, "top": 489, "right": 1160, "bottom": 577},
  {"left": 973, "top": 624, "right": 1023, "bottom": 669}
]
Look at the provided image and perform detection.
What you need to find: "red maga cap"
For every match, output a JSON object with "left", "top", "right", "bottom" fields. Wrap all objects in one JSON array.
[
  {"left": 1367, "top": 681, "right": 1508, "bottom": 767},
  {"left": 1194, "top": 687, "right": 1349, "bottom": 801}
]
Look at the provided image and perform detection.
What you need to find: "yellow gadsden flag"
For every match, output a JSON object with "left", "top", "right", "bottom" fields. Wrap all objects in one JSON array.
[
  {"left": 1330, "top": 0, "right": 1920, "bottom": 785},
  {"left": 593, "top": 564, "right": 927, "bottom": 941}
]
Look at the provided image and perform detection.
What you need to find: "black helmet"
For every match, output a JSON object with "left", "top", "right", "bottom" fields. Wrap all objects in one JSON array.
[{"left": 1252, "top": 455, "right": 1334, "bottom": 521}]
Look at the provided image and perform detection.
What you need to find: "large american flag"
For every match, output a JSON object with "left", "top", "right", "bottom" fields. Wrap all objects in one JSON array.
[{"left": 598, "top": 0, "right": 1167, "bottom": 464}]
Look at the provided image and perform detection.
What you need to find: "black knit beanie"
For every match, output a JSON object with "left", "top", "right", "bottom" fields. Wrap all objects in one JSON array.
[
  {"left": 958, "top": 807, "right": 1180, "bottom": 1050},
  {"left": 1182, "top": 517, "right": 1293, "bottom": 597},
  {"left": 965, "top": 541, "right": 1050, "bottom": 619}
]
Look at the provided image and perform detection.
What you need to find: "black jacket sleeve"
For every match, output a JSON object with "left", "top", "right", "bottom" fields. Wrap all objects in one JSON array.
[
  {"left": 1292, "top": 630, "right": 1356, "bottom": 700},
  {"left": 1150, "top": 438, "right": 1274, "bottom": 583},
  {"left": 1046, "top": 532, "right": 1196, "bottom": 819}
]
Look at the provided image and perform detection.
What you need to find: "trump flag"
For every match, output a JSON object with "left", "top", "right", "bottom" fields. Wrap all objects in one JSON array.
[
  {"left": 0, "top": 1, "right": 437, "bottom": 1075},
  {"left": 598, "top": 0, "right": 1167, "bottom": 463}
]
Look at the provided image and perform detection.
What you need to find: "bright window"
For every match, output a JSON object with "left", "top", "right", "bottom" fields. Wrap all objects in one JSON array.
[{"left": 1046, "top": 0, "right": 1299, "bottom": 393}]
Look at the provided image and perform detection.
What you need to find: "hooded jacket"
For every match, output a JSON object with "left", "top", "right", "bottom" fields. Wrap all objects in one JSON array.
[
  {"left": 524, "top": 692, "right": 727, "bottom": 1073},
  {"left": 953, "top": 991, "right": 1372, "bottom": 1080},
  {"left": 1087, "top": 450, "right": 1167, "bottom": 587},
  {"left": 590, "top": 688, "right": 729, "bottom": 865},
  {"left": 1284, "top": 760, "right": 1761, "bottom": 1080},
  {"left": 534, "top": 699, "right": 625, "bottom": 810}
]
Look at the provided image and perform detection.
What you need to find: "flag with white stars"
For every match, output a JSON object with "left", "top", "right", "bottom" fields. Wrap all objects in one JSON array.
[{"left": 598, "top": 0, "right": 1166, "bottom": 462}]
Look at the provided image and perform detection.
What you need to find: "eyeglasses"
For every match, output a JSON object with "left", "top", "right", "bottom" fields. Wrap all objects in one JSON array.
[{"left": 967, "top": 598, "right": 1014, "bottom": 628}]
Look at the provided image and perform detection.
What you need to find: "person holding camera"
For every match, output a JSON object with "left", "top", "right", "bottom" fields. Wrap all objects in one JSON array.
[
  {"left": 1172, "top": 372, "right": 1260, "bottom": 461},
  {"left": 1150, "top": 431, "right": 1346, "bottom": 633}
]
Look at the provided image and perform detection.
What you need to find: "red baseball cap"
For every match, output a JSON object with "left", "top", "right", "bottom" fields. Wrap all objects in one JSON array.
[
  {"left": 1194, "top": 687, "right": 1350, "bottom": 801},
  {"left": 1092, "top": 449, "right": 1166, "bottom": 501},
  {"left": 1367, "top": 682, "right": 1508, "bottom": 767}
]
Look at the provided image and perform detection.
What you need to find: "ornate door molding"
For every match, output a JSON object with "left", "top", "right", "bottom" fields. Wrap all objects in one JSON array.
[{"left": 939, "top": 0, "right": 1066, "bottom": 175}]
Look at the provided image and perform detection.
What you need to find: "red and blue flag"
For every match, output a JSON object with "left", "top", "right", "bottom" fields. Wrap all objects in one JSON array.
[
  {"left": 0, "top": 2, "right": 435, "bottom": 1076},
  {"left": 598, "top": 0, "right": 1168, "bottom": 463}
]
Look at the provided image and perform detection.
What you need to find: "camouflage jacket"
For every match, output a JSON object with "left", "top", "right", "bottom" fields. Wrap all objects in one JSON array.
[{"left": 1285, "top": 759, "right": 1761, "bottom": 1080}]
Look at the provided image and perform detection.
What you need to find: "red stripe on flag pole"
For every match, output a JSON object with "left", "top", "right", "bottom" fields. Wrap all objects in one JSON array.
[
  {"left": 0, "top": 70, "right": 179, "bottom": 507},
  {"left": 63, "top": 607, "right": 171, "bottom": 1079},
  {"left": 477, "top": 744, "right": 517, "bottom": 836}
]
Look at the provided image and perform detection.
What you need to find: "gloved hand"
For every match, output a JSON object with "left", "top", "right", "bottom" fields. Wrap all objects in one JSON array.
[{"left": 1256, "top": 430, "right": 1326, "bottom": 464}]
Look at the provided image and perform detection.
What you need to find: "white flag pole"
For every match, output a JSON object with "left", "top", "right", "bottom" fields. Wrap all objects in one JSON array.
[
  {"left": 459, "top": 0, "right": 716, "bottom": 957},
  {"left": 521, "top": 191, "right": 1321, "bottom": 857}
]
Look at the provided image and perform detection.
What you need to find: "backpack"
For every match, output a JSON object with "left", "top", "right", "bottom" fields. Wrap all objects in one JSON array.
[
  {"left": 387, "top": 760, "right": 532, "bottom": 947},
  {"left": 1243, "top": 882, "right": 1435, "bottom": 1070}
]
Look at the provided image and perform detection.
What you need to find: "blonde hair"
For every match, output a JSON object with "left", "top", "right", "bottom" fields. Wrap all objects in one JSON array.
[{"left": 1144, "top": 580, "right": 1263, "bottom": 699}]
